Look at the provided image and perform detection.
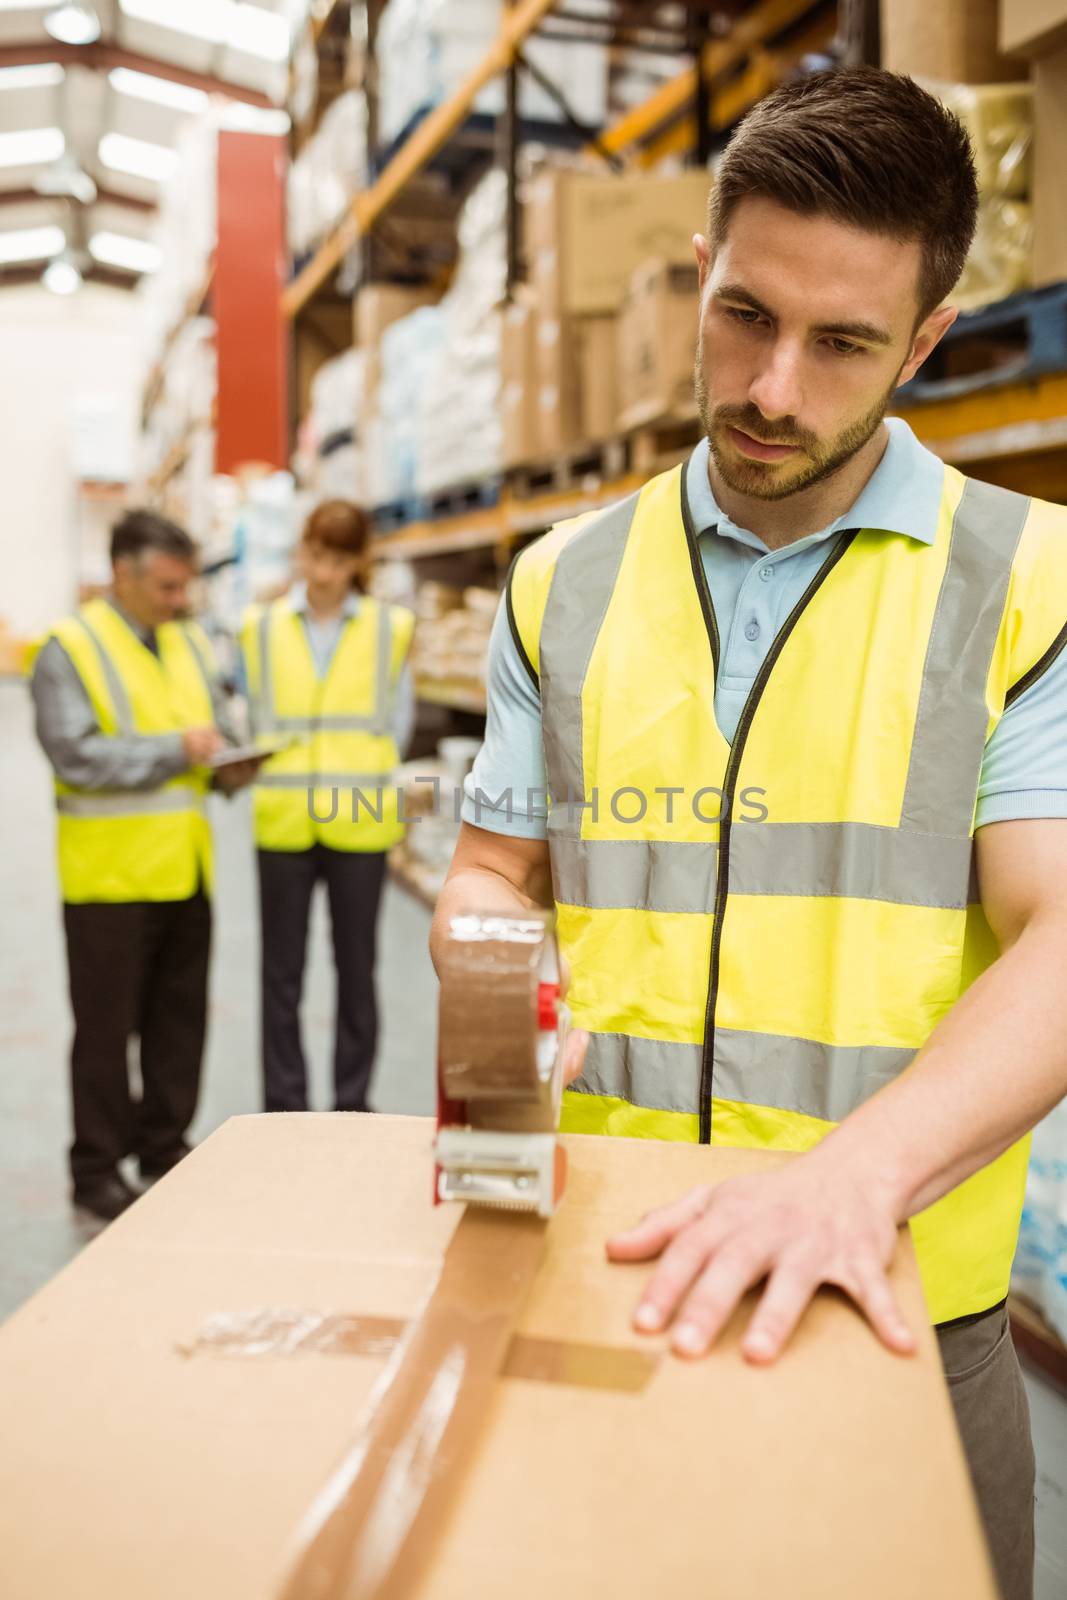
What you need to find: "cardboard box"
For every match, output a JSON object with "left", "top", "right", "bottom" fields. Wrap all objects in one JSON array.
[
  {"left": 356, "top": 283, "right": 440, "bottom": 405},
  {"left": 535, "top": 311, "right": 583, "bottom": 454},
  {"left": 0, "top": 1113, "right": 997, "bottom": 1599},
  {"left": 1032, "top": 46, "right": 1067, "bottom": 283},
  {"left": 578, "top": 314, "right": 619, "bottom": 443},
  {"left": 528, "top": 168, "right": 708, "bottom": 316},
  {"left": 1000, "top": 0, "right": 1067, "bottom": 58},
  {"left": 881, "top": 0, "right": 1019, "bottom": 81},
  {"left": 617, "top": 259, "right": 701, "bottom": 429},
  {"left": 499, "top": 293, "right": 540, "bottom": 467}
]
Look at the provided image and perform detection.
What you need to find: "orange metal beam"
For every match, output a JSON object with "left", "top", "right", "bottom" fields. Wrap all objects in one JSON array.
[{"left": 282, "top": 0, "right": 561, "bottom": 318}]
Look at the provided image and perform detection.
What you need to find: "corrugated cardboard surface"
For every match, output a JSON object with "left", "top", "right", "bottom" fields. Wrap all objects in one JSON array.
[
  {"left": 1033, "top": 47, "right": 1067, "bottom": 284},
  {"left": 529, "top": 169, "right": 709, "bottom": 316},
  {"left": 881, "top": 0, "right": 1019, "bottom": 81},
  {"left": 617, "top": 259, "right": 700, "bottom": 428},
  {"left": 1000, "top": 0, "right": 1067, "bottom": 57},
  {"left": 0, "top": 1114, "right": 996, "bottom": 1600}
]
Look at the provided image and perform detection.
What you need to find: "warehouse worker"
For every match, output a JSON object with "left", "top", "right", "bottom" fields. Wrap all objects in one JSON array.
[
  {"left": 432, "top": 69, "right": 1067, "bottom": 1600},
  {"left": 240, "top": 500, "right": 415, "bottom": 1114},
  {"left": 31, "top": 509, "right": 258, "bottom": 1223}
]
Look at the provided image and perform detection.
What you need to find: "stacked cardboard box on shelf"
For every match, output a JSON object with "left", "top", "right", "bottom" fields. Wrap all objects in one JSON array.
[
  {"left": 1001, "top": 0, "right": 1067, "bottom": 286},
  {"left": 410, "top": 583, "right": 497, "bottom": 696},
  {"left": 513, "top": 167, "right": 709, "bottom": 459}
]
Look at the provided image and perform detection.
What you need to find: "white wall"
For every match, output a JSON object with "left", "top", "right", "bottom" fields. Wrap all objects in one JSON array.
[{"left": 0, "top": 282, "right": 142, "bottom": 638}]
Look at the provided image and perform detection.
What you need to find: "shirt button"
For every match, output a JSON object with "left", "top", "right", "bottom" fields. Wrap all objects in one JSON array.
[
  {"left": 744, "top": 620, "right": 761, "bottom": 642},
  {"left": 758, "top": 565, "right": 773, "bottom": 581}
]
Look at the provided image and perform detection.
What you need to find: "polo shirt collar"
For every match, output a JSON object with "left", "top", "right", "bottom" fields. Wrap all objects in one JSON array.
[{"left": 685, "top": 416, "right": 943, "bottom": 549}]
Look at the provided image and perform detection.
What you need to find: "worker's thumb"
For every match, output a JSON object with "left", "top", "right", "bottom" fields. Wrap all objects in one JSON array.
[{"left": 562, "top": 1028, "right": 589, "bottom": 1087}]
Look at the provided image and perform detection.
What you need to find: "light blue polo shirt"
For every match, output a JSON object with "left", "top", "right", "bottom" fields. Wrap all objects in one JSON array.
[{"left": 463, "top": 418, "right": 1067, "bottom": 838}]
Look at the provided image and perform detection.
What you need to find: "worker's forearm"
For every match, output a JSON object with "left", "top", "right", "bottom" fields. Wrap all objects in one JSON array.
[
  {"left": 816, "top": 909, "right": 1067, "bottom": 1220},
  {"left": 429, "top": 865, "right": 540, "bottom": 974}
]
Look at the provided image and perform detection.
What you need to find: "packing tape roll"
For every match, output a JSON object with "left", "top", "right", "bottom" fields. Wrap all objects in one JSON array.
[{"left": 437, "top": 912, "right": 548, "bottom": 1102}]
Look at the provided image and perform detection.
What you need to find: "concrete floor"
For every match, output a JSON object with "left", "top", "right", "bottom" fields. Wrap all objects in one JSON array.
[{"left": 3, "top": 675, "right": 1067, "bottom": 1595}]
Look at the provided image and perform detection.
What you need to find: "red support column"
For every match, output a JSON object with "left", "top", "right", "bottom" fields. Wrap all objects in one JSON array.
[{"left": 214, "top": 129, "right": 288, "bottom": 475}]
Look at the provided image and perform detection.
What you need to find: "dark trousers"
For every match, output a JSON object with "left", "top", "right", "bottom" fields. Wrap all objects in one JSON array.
[
  {"left": 938, "top": 1303, "right": 1036, "bottom": 1600},
  {"left": 257, "top": 845, "right": 386, "bottom": 1113},
  {"left": 63, "top": 892, "right": 211, "bottom": 1185}
]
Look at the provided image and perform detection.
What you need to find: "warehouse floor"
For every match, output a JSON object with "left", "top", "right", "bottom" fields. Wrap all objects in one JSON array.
[{"left": 2, "top": 675, "right": 1067, "bottom": 1594}]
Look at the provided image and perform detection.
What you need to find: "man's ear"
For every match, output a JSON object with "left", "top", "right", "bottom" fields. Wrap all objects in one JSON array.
[
  {"left": 693, "top": 233, "right": 711, "bottom": 294},
  {"left": 898, "top": 304, "right": 957, "bottom": 388}
]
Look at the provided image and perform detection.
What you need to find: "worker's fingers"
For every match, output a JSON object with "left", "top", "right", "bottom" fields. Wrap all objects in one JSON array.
[
  {"left": 669, "top": 1238, "right": 774, "bottom": 1357},
  {"left": 837, "top": 1260, "right": 917, "bottom": 1356},
  {"left": 740, "top": 1258, "right": 821, "bottom": 1364},
  {"left": 606, "top": 1183, "right": 714, "bottom": 1264},
  {"left": 561, "top": 1028, "right": 589, "bottom": 1086}
]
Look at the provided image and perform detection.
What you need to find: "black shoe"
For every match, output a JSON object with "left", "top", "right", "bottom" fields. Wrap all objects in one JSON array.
[
  {"left": 138, "top": 1144, "right": 191, "bottom": 1184},
  {"left": 72, "top": 1173, "right": 138, "bottom": 1222}
]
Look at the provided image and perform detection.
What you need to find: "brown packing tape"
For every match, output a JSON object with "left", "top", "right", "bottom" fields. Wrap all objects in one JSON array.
[
  {"left": 275, "top": 1209, "right": 548, "bottom": 1600},
  {"left": 178, "top": 1309, "right": 658, "bottom": 1395},
  {"left": 436, "top": 912, "right": 548, "bottom": 1102}
]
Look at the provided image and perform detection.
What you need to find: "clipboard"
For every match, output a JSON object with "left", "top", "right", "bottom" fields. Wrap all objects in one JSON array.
[{"left": 208, "top": 739, "right": 292, "bottom": 771}]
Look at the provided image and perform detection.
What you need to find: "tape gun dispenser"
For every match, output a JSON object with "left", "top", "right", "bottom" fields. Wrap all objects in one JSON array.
[{"left": 434, "top": 910, "right": 570, "bottom": 1218}]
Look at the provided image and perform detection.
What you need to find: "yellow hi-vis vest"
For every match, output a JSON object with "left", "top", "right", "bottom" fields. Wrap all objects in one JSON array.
[
  {"left": 240, "top": 594, "right": 415, "bottom": 854},
  {"left": 48, "top": 597, "right": 216, "bottom": 904},
  {"left": 509, "top": 461, "right": 1067, "bottom": 1325}
]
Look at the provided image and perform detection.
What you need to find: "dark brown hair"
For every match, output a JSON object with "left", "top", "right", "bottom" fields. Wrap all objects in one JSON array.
[
  {"left": 111, "top": 508, "right": 195, "bottom": 566},
  {"left": 302, "top": 499, "right": 369, "bottom": 589},
  {"left": 708, "top": 67, "right": 978, "bottom": 321}
]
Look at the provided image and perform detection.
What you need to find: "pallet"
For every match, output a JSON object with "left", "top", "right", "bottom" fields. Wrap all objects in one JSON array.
[
  {"left": 421, "top": 474, "right": 502, "bottom": 521},
  {"left": 902, "top": 281, "right": 1067, "bottom": 405},
  {"left": 507, "top": 438, "right": 628, "bottom": 500},
  {"left": 370, "top": 104, "right": 596, "bottom": 185},
  {"left": 627, "top": 409, "right": 703, "bottom": 477}
]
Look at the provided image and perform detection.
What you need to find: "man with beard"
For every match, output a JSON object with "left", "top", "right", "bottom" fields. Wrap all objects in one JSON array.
[{"left": 432, "top": 68, "right": 1067, "bottom": 1600}]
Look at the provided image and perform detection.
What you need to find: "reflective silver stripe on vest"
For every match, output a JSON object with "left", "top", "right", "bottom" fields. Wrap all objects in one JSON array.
[
  {"left": 256, "top": 608, "right": 276, "bottom": 734},
  {"left": 540, "top": 492, "right": 642, "bottom": 829},
  {"left": 56, "top": 788, "right": 205, "bottom": 818},
  {"left": 571, "top": 1029, "right": 913, "bottom": 1122},
  {"left": 76, "top": 615, "right": 134, "bottom": 736},
  {"left": 254, "top": 771, "right": 390, "bottom": 790},
  {"left": 269, "top": 713, "right": 381, "bottom": 733},
  {"left": 255, "top": 604, "right": 392, "bottom": 737},
  {"left": 901, "top": 476, "right": 1030, "bottom": 837},
  {"left": 373, "top": 604, "right": 393, "bottom": 736},
  {"left": 551, "top": 823, "right": 977, "bottom": 913},
  {"left": 180, "top": 623, "right": 216, "bottom": 706}
]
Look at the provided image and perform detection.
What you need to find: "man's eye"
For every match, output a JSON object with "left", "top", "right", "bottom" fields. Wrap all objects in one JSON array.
[
  {"left": 827, "top": 337, "right": 860, "bottom": 356},
  {"left": 729, "top": 306, "right": 763, "bottom": 325}
]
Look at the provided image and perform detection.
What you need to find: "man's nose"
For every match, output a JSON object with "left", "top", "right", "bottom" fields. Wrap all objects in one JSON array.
[{"left": 747, "top": 340, "right": 804, "bottom": 423}]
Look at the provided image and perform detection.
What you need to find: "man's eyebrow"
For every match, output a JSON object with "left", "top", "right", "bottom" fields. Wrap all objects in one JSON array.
[{"left": 713, "top": 281, "right": 893, "bottom": 346}]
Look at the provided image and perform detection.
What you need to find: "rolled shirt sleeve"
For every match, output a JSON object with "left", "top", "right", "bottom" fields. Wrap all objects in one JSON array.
[
  {"left": 975, "top": 645, "right": 1067, "bottom": 827},
  {"left": 460, "top": 598, "right": 549, "bottom": 840}
]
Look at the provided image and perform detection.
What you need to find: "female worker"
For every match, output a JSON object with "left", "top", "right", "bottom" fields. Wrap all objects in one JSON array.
[{"left": 240, "top": 500, "right": 415, "bottom": 1113}]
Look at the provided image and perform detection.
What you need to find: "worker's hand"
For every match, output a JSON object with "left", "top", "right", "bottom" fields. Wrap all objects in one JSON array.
[
  {"left": 606, "top": 1151, "right": 916, "bottom": 1364},
  {"left": 182, "top": 727, "right": 225, "bottom": 765},
  {"left": 557, "top": 954, "right": 589, "bottom": 1085},
  {"left": 212, "top": 756, "right": 264, "bottom": 794}
]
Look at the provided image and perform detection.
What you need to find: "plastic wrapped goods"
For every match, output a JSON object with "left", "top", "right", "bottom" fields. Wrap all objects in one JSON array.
[
  {"left": 934, "top": 81, "right": 1033, "bottom": 310},
  {"left": 1012, "top": 1098, "right": 1067, "bottom": 1344},
  {"left": 377, "top": 0, "right": 608, "bottom": 146},
  {"left": 288, "top": 91, "right": 368, "bottom": 255},
  {"left": 415, "top": 170, "right": 507, "bottom": 494}
]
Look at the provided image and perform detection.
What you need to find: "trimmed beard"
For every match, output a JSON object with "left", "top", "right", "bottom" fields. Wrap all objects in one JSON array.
[{"left": 694, "top": 351, "right": 902, "bottom": 503}]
